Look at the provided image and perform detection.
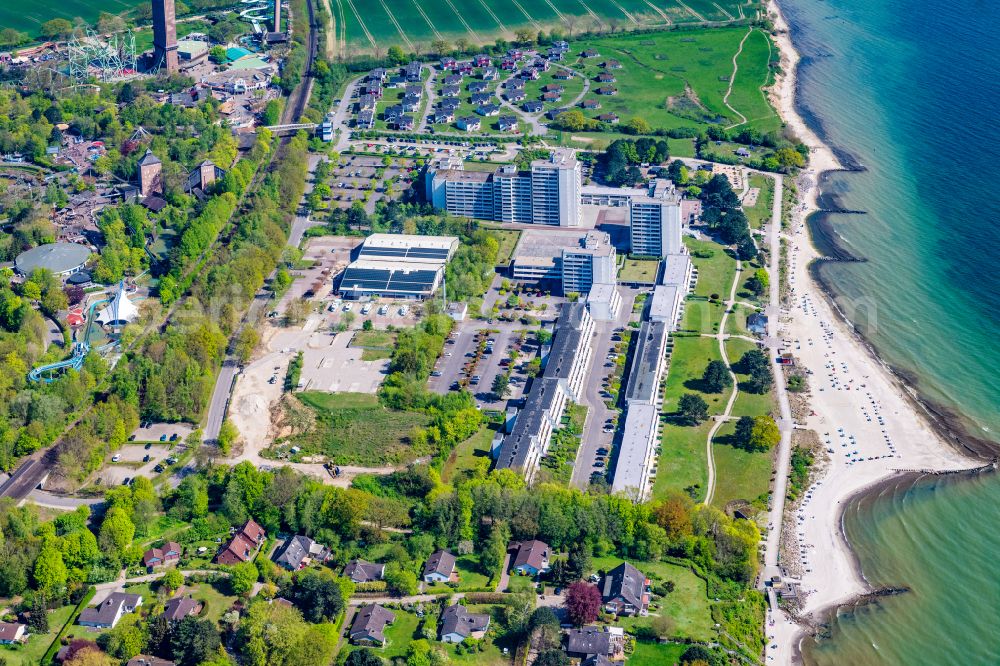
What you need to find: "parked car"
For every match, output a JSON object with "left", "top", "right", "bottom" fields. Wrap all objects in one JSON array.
[
  {"left": 111, "top": 454, "right": 121, "bottom": 462},
  {"left": 144, "top": 442, "right": 152, "bottom": 450}
]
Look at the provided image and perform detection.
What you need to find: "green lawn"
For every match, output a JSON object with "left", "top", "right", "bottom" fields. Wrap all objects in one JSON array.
[
  {"left": 442, "top": 425, "right": 497, "bottom": 483},
  {"left": 351, "top": 329, "right": 397, "bottom": 360},
  {"left": 618, "top": 258, "right": 659, "bottom": 284},
  {"left": 652, "top": 335, "right": 733, "bottom": 501},
  {"left": 491, "top": 230, "right": 521, "bottom": 265},
  {"left": 569, "top": 27, "right": 779, "bottom": 134},
  {"left": 725, "top": 339, "right": 776, "bottom": 419},
  {"left": 440, "top": 638, "right": 512, "bottom": 666},
  {"left": 422, "top": 555, "right": 494, "bottom": 592},
  {"left": 506, "top": 575, "right": 536, "bottom": 594},
  {"left": 590, "top": 557, "right": 714, "bottom": 641},
  {"left": 379, "top": 610, "right": 421, "bottom": 658},
  {"left": 744, "top": 173, "right": 775, "bottom": 230},
  {"left": 289, "top": 392, "right": 431, "bottom": 465},
  {"left": 686, "top": 237, "right": 738, "bottom": 301},
  {"left": 629, "top": 641, "right": 689, "bottom": 666},
  {"left": 734, "top": 264, "right": 766, "bottom": 307},
  {"left": 351, "top": 330, "right": 398, "bottom": 348},
  {"left": 710, "top": 421, "right": 773, "bottom": 508},
  {"left": 1, "top": 605, "right": 74, "bottom": 666},
  {"left": 724, "top": 303, "right": 754, "bottom": 338}
]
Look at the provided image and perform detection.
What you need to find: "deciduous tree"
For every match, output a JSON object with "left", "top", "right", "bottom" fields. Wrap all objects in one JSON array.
[
  {"left": 564, "top": 581, "right": 601, "bottom": 625},
  {"left": 677, "top": 393, "right": 709, "bottom": 425}
]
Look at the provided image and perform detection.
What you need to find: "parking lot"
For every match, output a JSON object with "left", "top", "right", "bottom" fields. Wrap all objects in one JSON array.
[
  {"left": 100, "top": 443, "right": 180, "bottom": 486},
  {"left": 325, "top": 154, "right": 421, "bottom": 213},
  {"left": 129, "top": 422, "right": 193, "bottom": 444}
]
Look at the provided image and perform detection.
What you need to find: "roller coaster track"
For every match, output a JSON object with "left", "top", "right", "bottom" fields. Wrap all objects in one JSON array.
[{"left": 4, "top": 0, "right": 324, "bottom": 500}]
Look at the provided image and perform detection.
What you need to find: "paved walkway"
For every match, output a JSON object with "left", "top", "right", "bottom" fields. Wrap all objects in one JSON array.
[{"left": 761, "top": 174, "right": 794, "bottom": 583}]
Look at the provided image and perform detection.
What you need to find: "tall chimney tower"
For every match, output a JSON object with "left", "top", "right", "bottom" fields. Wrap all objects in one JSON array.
[
  {"left": 152, "top": 0, "right": 179, "bottom": 73},
  {"left": 273, "top": 0, "right": 281, "bottom": 32}
]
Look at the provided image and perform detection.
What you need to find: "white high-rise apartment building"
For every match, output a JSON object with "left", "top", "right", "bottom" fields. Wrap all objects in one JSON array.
[
  {"left": 629, "top": 179, "right": 682, "bottom": 257},
  {"left": 530, "top": 150, "right": 581, "bottom": 227},
  {"left": 425, "top": 151, "right": 581, "bottom": 226}
]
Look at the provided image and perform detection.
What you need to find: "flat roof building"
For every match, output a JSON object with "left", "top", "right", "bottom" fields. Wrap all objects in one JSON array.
[
  {"left": 660, "top": 252, "right": 694, "bottom": 288},
  {"left": 425, "top": 151, "right": 580, "bottom": 227},
  {"left": 339, "top": 234, "right": 459, "bottom": 300},
  {"left": 612, "top": 403, "right": 659, "bottom": 500},
  {"left": 587, "top": 282, "right": 622, "bottom": 322},
  {"left": 494, "top": 304, "right": 594, "bottom": 482},
  {"left": 562, "top": 230, "right": 616, "bottom": 296},
  {"left": 510, "top": 229, "right": 615, "bottom": 296},
  {"left": 623, "top": 321, "right": 668, "bottom": 406},
  {"left": 629, "top": 180, "right": 682, "bottom": 258}
]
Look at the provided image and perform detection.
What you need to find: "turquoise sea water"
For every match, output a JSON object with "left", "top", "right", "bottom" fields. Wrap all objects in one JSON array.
[{"left": 782, "top": 0, "right": 1000, "bottom": 662}]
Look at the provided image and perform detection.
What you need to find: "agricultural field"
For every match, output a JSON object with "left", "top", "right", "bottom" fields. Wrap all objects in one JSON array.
[
  {"left": 334, "top": 0, "right": 759, "bottom": 53},
  {"left": 0, "top": 0, "right": 147, "bottom": 36}
]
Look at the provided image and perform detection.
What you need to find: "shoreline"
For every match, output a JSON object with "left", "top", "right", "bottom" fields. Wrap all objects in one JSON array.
[{"left": 762, "top": 1, "right": 989, "bottom": 663}]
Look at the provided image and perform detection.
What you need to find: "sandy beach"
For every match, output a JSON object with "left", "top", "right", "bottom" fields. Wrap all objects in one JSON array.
[{"left": 763, "top": 1, "right": 983, "bottom": 662}]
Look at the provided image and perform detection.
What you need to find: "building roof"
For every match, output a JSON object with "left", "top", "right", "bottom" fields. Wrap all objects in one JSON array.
[
  {"left": 97, "top": 283, "right": 140, "bottom": 326},
  {"left": 162, "top": 596, "right": 199, "bottom": 622},
  {"left": 216, "top": 534, "right": 255, "bottom": 564},
  {"left": 176, "top": 39, "right": 207, "bottom": 57},
  {"left": 275, "top": 535, "right": 323, "bottom": 569},
  {"left": 127, "top": 656, "right": 176, "bottom": 666},
  {"left": 341, "top": 260, "right": 443, "bottom": 296},
  {"left": 423, "top": 549, "right": 457, "bottom": 579},
  {"left": 440, "top": 604, "right": 490, "bottom": 638},
  {"left": 566, "top": 626, "right": 614, "bottom": 656},
  {"left": 344, "top": 559, "right": 384, "bottom": 583},
  {"left": 350, "top": 604, "right": 395, "bottom": 642},
  {"left": 142, "top": 541, "right": 181, "bottom": 567},
  {"left": 512, "top": 228, "right": 610, "bottom": 269},
  {"left": 511, "top": 540, "right": 549, "bottom": 571},
  {"left": 14, "top": 242, "right": 91, "bottom": 275},
  {"left": 649, "top": 285, "right": 681, "bottom": 329},
  {"left": 78, "top": 593, "right": 142, "bottom": 626},
  {"left": 361, "top": 233, "right": 459, "bottom": 255},
  {"left": 660, "top": 252, "right": 692, "bottom": 288},
  {"left": 0, "top": 622, "right": 25, "bottom": 641},
  {"left": 239, "top": 519, "right": 266, "bottom": 543},
  {"left": 624, "top": 321, "right": 667, "bottom": 404},
  {"left": 601, "top": 561, "right": 648, "bottom": 609},
  {"left": 138, "top": 149, "right": 161, "bottom": 167},
  {"left": 611, "top": 402, "right": 658, "bottom": 497}
]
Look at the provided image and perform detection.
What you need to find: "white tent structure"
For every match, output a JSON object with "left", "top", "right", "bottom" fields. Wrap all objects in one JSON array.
[{"left": 97, "top": 282, "right": 139, "bottom": 327}]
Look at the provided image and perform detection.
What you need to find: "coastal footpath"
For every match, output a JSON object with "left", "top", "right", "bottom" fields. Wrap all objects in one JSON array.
[{"left": 763, "top": 1, "right": 985, "bottom": 663}]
